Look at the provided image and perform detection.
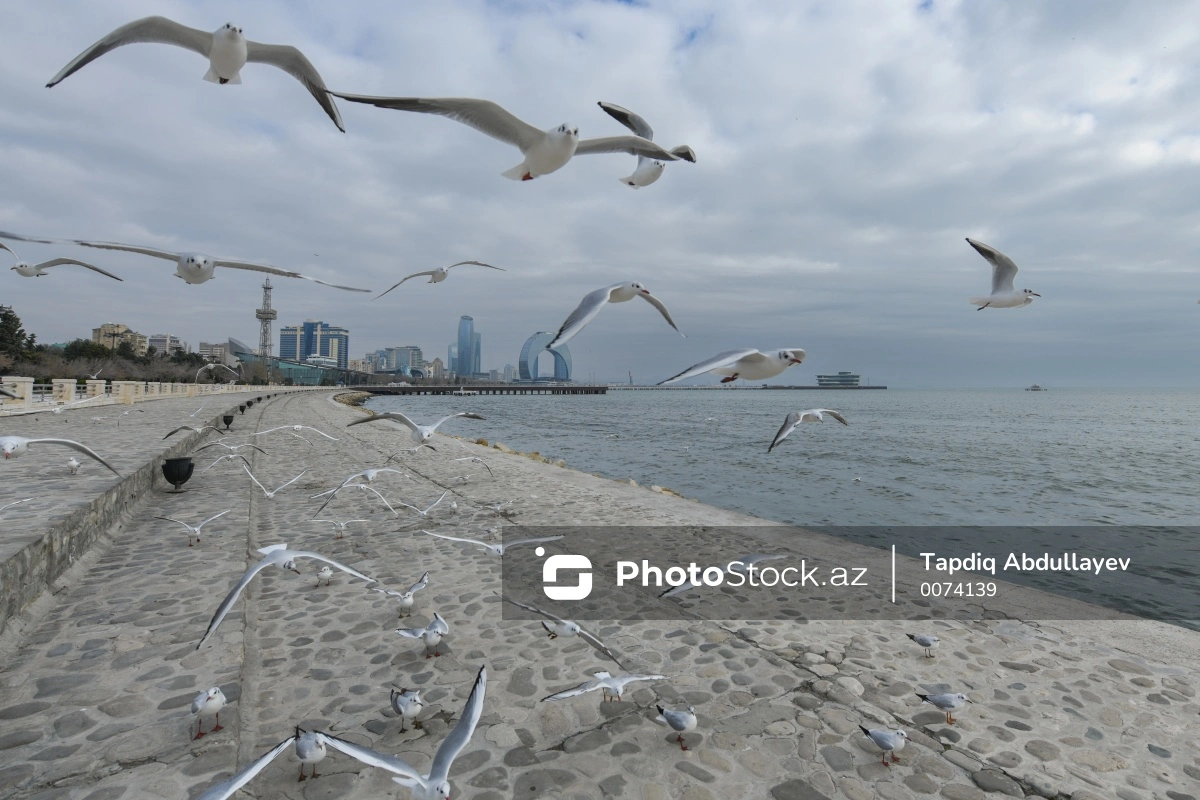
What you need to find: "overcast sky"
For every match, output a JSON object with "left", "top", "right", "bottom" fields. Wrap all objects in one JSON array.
[{"left": 2, "top": 0, "right": 1198, "bottom": 387}]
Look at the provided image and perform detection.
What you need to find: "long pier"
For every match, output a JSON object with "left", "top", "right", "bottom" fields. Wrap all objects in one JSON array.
[
  {"left": 608, "top": 384, "right": 888, "bottom": 390},
  {"left": 347, "top": 383, "right": 608, "bottom": 396}
]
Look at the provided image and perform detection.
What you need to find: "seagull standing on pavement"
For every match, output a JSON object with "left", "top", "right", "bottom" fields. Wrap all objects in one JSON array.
[{"left": 654, "top": 705, "right": 698, "bottom": 750}]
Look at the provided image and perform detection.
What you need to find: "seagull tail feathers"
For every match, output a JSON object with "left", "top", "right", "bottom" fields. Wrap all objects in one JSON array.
[{"left": 501, "top": 162, "right": 530, "bottom": 181}]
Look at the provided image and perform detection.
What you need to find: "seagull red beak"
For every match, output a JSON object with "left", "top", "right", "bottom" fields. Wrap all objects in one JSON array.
[
  {"left": 291, "top": 568, "right": 301, "bottom": 575},
  {"left": 790, "top": 358, "right": 802, "bottom": 364},
  {"left": 1031, "top": 292, "right": 1041, "bottom": 297}
]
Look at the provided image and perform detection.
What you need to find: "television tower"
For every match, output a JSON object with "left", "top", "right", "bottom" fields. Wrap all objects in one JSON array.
[{"left": 256, "top": 279, "right": 276, "bottom": 360}]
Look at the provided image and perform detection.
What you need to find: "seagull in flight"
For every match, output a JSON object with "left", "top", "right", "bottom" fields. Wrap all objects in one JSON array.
[
  {"left": 395, "top": 491, "right": 450, "bottom": 518},
  {"left": 452, "top": 456, "right": 493, "bottom": 476},
  {"left": 542, "top": 671, "right": 666, "bottom": 703},
  {"left": 312, "top": 482, "right": 398, "bottom": 517},
  {"left": 499, "top": 595, "right": 624, "bottom": 667},
  {"left": 0, "top": 240, "right": 122, "bottom": 281},
  {"left": 348, "top": 411, "right": 484, "bottom": 446},
  {"left": 253, "top": 424, "right": 339, "bottom": 442},
  {"left": 420, "top": 529, "right": 561, "bottom": 557},
  {"left": 46, "top": 16, "right": 345, "bottom": 131},
  {"left": 324, "top": 94, "right": 696, "bottom": 181},
  {"left": 315, "top": 518, "right": 369, "bottom": 539},
  {"left": 0, "top": 230, "right": 368, "bottom": 290},
  {"left": 1, "top": 436, "right": 121, "bottom": 476},
  {"left": 163, "top": 425, "right": 224, "bottom": 439},
  {"left": 155, "top": 509, "right": 231, "bottom": 546},
  {"left": 596, "top": 101, "right": 696, "bottom": 188},
  {"left": 370, "top": 571, "right": 429, "bottom": 616},
  {"left": 197, "top": 363, "right": 239, "bottom": 382},
  {"left": 242, "top": 465, "right": 307, "bottom": 499},
  {"left": 965, "top": 237, "right": 1040, "bottom": 310},
  {"left": 658, "top": 348, "right": 806, "bottom": 385},
  {"left": 195, "top": 441, "right": 267, "bottom": 455},
  {"left": 373, "top": 261, "right": 505, "bottom": 301},
  {"left": 311, "top": 467, "right": 408, "bottom": 498},
  {"left": 196, "top": 543, "right": 375, "bottom": 648},
  {"left": 1, "top": 498, "right": 33, "bottom": 515},
  {"left": 201, "top": 453, "right": 252, "bottom": 473},
  {"left": 387, "top": 443, "right": 437, "bottom": 460},
  {"left": 548, "top": 281, "right": 684, "bottom": 349},
  {"left": 767, "top": 408, "right": 849, "bottom": 453}
]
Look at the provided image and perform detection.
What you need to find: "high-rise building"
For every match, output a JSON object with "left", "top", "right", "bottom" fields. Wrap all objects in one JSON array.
[
  {"left": 199, "top": 341, "right": 230, "bottom": 365},
  {"left": 386, "top": 345, "right": 424, "bottom": 373},
  {"left": 456, "top": 316, "right": 475, "bottom": 379},
  {"left": 472, "top": 331, "right": 482, "bottom": 375},
  {"left": 428, "top": 357, "right": 445, "bottom": 379},
  {"left": 148, "top": 333, "right": 188, "bottom": 355},
  {"left": 280, "top": 320, "right": 350, "bottom": 369},
  {"left": 92, "top": 322, "right": 148, "bottom": 356},
  {"left": 502, "top": 363, "right": 516, "bottom": 383},
  {"left": 447, "top": 343, "right": 458, "bottom": 374}
]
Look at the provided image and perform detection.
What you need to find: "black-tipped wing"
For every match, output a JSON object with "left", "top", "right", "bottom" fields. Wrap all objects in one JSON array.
[
  {"left": 658, "top": 349, "right": 762, "bottom": 385},
  {"left": 432, "top": 412, "right": 485, "bottom": 431},
  {"left": 34, "top": 258, "right": 124, "bottom": 280},
  {"left": 767, "top": 412, "right": 800, "bottom": 453},
  {"left": 197, "top": 555, "right": 277, "bottom": 649},
  {"left": 196, "top": 735, "right": 296, "bottom": 800},
  {"left": 27, "top": 438, "right": 121, "bottom": 476},
  {"left": 327, "top": 95, "right": 544, "bottom": 152},
  {"left": 548, "top": 284, "right": 620, "bottom": 348},
  {"left": 316, "top": 731, "right": 422, "bottom": 779},
  {"left": 966, "top": 237, "right": 1019, "bottom": 294},
  {"left": 348, "top": 411, "right": 421, "bottom": 436},
  {"left": 639, "top": 292, "right": 684, "bottom": 337},
  {"left": 575, "top": 135, "right": 684, "bottom": 161},
  {"left": 290, "top": 550, "right": 376, "bottom": 583},
  {"left": 245, "top": 40, "right": 344, "bottom": 131},
  {"left": 429, "top": 665, "right": 487, "bottom": 784},
  {"left": 47, "top": 16, "right": 212, "bottom": 87},
  {"left": 597, "top": 101, "right": 653, "bottom": 139}
]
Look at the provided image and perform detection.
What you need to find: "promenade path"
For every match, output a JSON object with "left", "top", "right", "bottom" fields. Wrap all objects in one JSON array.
[{"left": 0, "top": 391, "right": 1195, "bottom": 800}]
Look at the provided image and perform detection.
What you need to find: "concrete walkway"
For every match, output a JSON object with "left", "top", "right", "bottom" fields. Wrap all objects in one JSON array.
[{"left": 0, "top": 391, "right": 1195, "bottom": 799}]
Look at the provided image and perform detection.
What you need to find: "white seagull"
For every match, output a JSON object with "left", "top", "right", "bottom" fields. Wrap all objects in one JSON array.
[
  {"left": 195, "top": 736, "right": 294, "bottom": 800},
  {"left": 67, "top": 457, "right": 82, "bottom": 475},
  {"left": 966, "top": 237, "right": 1040, "bottom": 309},
  {"left": 859, "top": 726, "right": 907, "bottom": 766},
  {"left": 242, "top": 465, "right": 307, "bottom": 499},
  {"left": 499, "top": 595, "right": 624, "bottom": 668},
  {"left": 190, "top": 687, "right": 227, "bottom": 740},
  {"left": 201, "top": 453, "right": 252, "bottom": 473},
  {"left": 315, "top": 565, "right": 334, "bottom": 587},
  {"left": 312, "top": 482, "right": 398, "bottom": 517},
  {"left": 906, "top": 633, "right": 940, "bottom": 658},
  {"left": 325, "top": 94, "right": 696, "bottom": 181},
  {"left": 311, "top": 467, "right": 408, "bottom": 498},
  {"left": 348, "top": 411, "right": 484, "bottom": 446},
  {"left": 46, "top": 16, "right": 345, "bottom": 131},
  {"left": 452, "top": 456, "right": 494, "bottom": 476},
  {"left": 155, "top": 509, "right": 231, "bottom": 546},
  {"left": 0, "top": 436, "right": 121, "bottom": 476},
  {"left": 658, "top": 348, "right": 807, "bottom": 385},
  {"left": 397, "top": 612, "right": 450, "bottom": 658},
  {"left": 916, "top": 692, "right": 971, "bottom": 725},
  {"left": 195, "top": 441, "right": 266, "bottom": 456},
  {"left": 597, "top": 101, "right": 696, "bottom": 188},
  {"left": 197, "top": 363, "right": 240, "bottom": 382},
  {"left": 0, "top": 230, "right": 367, "bottom": 290},
  {"left": 390, "top": 687, "right": 425, "bottom": 732},
  {"left": 767, "top": 408, "right": 849, "bottom": 453},
  {"left": 548, "top": 282, "right": 684, "bottom": 349},
  {"left": 0, "top": 498, "right": 33, "bottom": 515},
  {"left": 370, "top": 571, "right": 430, "bottom": 616},
  {"left": 542, "top": 671, "right": 667, "bottom": 703},
  {"left": 420, "top": 530, "right": 562, "bottom": 557},
  {"left": 387, "top": 443, "right": 437, "bottom": 459},
  {"left": 659, "top": 553, "right": 787, "bottom": 599},
  {"left": 0, "top": 240, "right": 122, "bottom": 281},
  {"left": 654, "top": 705, "right": 698, "bottom": 750},
  {"left": 163, "top": 425, "right": 225, "bottom": 439},
  {"left": 196, "top": 543, "right": 376, "bottom": 648},
  {"left": 373, "top": 261, "right": 505, "bottom": 301},
  {"left": 252, "top": 424, "right": 339, "bottom": 442},
  {"left": 315, "top": 518, "right": 369, "bottom": 539}
]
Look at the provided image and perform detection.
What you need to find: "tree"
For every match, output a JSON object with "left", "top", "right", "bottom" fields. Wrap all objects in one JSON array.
[
  {"left": 0, "top": 307, "right": 37, "bottom": 362},
  {"left": 62, "top": 339, "right": 112, "bottom": 361},
  {"left": 116, "top": 340, "right": 136, "bottom": 360}
]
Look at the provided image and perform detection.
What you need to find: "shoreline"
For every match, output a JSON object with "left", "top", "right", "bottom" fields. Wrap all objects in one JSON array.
[{"left": 0, "top": 390, "right": 1194, "bottom": 799}]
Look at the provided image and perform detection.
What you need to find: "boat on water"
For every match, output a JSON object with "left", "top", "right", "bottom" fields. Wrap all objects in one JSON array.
[
  {"left": 451, "top": 388, "right": 479, "bottom": 396},
  {"left": 1026, "top": 384, "right": 1046, "bottom": 391}
]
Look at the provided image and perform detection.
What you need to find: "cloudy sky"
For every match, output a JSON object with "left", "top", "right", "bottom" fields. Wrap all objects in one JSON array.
[{"left": 2, "top": 0, "right": 1198, "bottom": 387}]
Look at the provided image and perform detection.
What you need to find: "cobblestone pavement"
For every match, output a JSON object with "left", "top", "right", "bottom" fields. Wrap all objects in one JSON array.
[{"left": 0, "top": 392, "right": 1196, "bottom": 800}]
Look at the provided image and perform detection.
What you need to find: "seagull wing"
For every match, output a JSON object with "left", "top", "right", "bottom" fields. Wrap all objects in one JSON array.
[
  {"left": 244, "top": 40, "right": 344, "bottom": 131},
  {"left": 361, "top": 485, "right": 398, "bottom": 514},
  {"left": 820, "top": 409, "right": 849, "bottom": 425},
  {"left": 445, "top": 260, "right": 505, "bottom": 272},
  {"left": 164, "top": 426, "right": 197, "bottom": 440},
  {"left": 506, "top": 535, "right": 564, "bottom": 549},
  {"left": 767, "top": 412, "right": 801, "bottom": 453},
  {"left": 576, "top": 628, "right": 626, "bottom": 669},
  {"left": 420, "top": 530, "right": 489, "bottom": 550},
  {"left": 197, "top": 509, "right": 232, "bottom": 529},
  {"left": 64, "top": 239, "right": 181, "bottom": 262},
  {"left": 575, "top": 135, "right": 688, "bottom": 161},
  {"left": 639, "top": 291, "right": 684, "bottom": 337},
  {"left": 289, "top": 550, "right": 376, "bottom": 583},
  {"left": 548, "top": 284, "right": 620, "bottom": 349},
  {"left": 241, "top": 464, "right": 270, "bottom": 496},
  {"left": 325, "top": 95, "right": 545, "bottom": 151},
  {"left": 0, "top": 241, "right": 17, "bottom": 259},
  {"left": 47, "top": 16, "right": 213, "bottom": 87},
  {"left": 269, "top": 470, "right": 308, "bottom": 495},
  {"left": 373, "top": 271, "right": 434, "bottom": 300},
  {"left": 315, "top": 732, "right": 423, "bottom": 778},
  {"left": 32, "top": 258, "right": 124, "bottom": 280},
  {"left": 407, "top": 571, "right": 430, "bottom": 595},
  {"left": 348, "top": 411, "right": 421, "bottom": 437},
  {"left": 212, "top": 258, "right": 370, "bottom": 292},
  {"left": 658, "top": 349, "right": 762, "bottom": 385},
  {"left": 966, "top": 238, "right": 1019, "bottom": 294},
  {"left": 298, "top": 426, "right": 339, "bottom": 441},
  {"left": 203, "top": 454, "right": 249, "bottom": 473},
  {"left": 197, "top": 554, "right": 278, "bottom": 648},
  {"left": 195, "top": 735, "right": 296, "bottom": 800},
  {"left": 541, "top": 678, "right": 601, "bottom": 702},
  {"left": 596, "top": 101, "right": 654, "bottom": 139},
  {"left": 500, "top": 595, "right": 567, "bottom": 624},
  {"left": 421, "top": 491, "right": 449, "bottom": 514},
  {"left": 431, "top": 412, "right": 486, "bottom": 432},
  {"left": 154, "top": 515, "right": 196, "bottom": 533},
  {"left": 27, "top": 438, "right": 120, "bottom": 476},
  {"left": 613, "top": 673, "right": 667, "bottom": 691},
  {"left": 0, "top": 230, "right": 58, "bottom": 246},
  {"left": 428, "top": 665, "right": 487, "bottom": 784}
]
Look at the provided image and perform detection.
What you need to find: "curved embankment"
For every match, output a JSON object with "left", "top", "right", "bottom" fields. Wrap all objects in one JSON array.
[{"left": 0, "top": 390, "right": 1193, "bottom": 800}]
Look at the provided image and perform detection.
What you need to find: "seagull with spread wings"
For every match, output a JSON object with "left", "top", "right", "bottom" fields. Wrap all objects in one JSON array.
[
  {"left": 596, "top": 101, "right": 696, "bottom": 188},
  {"left": 542, "top": 671, "right": 667, "bottom": 703},
  {"left": 767, "top": 408, "right": 849, "bottom": 453},
  {"left": 155, "top": 509, "right": 231, "bottom": 546},
  {"left": 420, "top": 529, "right": 561, "bottom": 557},
  {"left": 1, "top": 436, "right": 121, "bottom": 476},
  {"left": 965, "top": 237, "right": 1040, "bottom": 310},
  {"left": 369, "top": 571, "right": 429, "bottom": 616},
  {"left": 499, "top": 595, "right": 624, "bottom": 668},
  {"left": 0, "top": 240, "right": 122, "bottom": 281},
  {"left": 658, "top": 348, "right": 806, "bottom": 385},
  {"left": 242, "top": 465, "right": 307, "bottom": 499},
  {"left": 548, "top": 281, "right": 684, "bottom": 349},
  {"left": 373, "top": 261, "right": 505, "bottom": 301},
  {"left": 348, "top": 411, "right": 484, "bottom": 446}
]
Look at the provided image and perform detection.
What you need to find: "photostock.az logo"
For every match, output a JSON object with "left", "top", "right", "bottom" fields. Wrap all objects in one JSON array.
[{"left": 539, "top": 546, "right": 592, "bottom": 601}]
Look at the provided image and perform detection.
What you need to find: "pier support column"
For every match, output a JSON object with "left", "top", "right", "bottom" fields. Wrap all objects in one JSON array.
[
  {"left": 1, "top": 376, "right": 33, "bottom": 409},
  {"left": 85, "top": 380, "right": 107, "bottom": 399},
  {"left": 52, "top": 379, "right": 75, "bottom": 404},
  {"left": 111, "top": 381, "right": 138, "bottom": 405}
]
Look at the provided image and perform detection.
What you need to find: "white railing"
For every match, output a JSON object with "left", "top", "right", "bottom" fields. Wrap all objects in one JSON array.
[{"left": 0, "top": 376, "right": 313, "bottom": 416}]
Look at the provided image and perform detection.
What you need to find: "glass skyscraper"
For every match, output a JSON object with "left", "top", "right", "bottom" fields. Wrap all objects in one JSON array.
[
  {"left": 457, "top": 316, "right": 475, "bottom": 378},
  {"left": 279, "top": 320, "right": 350, "bottom": 369}
]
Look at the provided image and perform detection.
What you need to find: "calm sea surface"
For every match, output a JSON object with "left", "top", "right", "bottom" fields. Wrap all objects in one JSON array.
[
  {"left": 368, "top": 388, "right": 1200, "bottom": 625},
  {"left": 367, "top": 388, "right": 1200, "bottom": 527}
]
